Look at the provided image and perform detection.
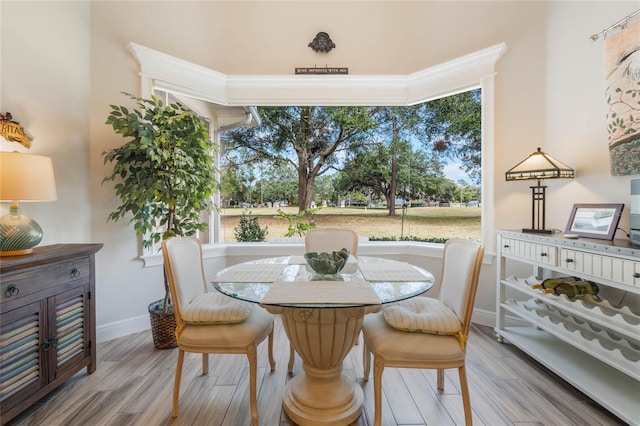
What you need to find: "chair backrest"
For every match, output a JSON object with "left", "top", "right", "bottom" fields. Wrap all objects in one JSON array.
[
  {"left": 305, "top": 227, "right": 359, "bottom": 256},
  {"left": 162, "top": 236, "right": 208, "bottom": 325},
  {"left": 438, "top": 238, "right": 484, "bottom": 333}
]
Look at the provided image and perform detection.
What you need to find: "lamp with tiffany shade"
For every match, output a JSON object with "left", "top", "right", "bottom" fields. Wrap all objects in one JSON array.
[{"left": 506, "top": 147, "right": 574, "bottom": 234}]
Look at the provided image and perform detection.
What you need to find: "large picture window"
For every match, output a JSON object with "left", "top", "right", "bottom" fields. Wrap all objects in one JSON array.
[
  {"left": 219, "top": 91, "right": 482, "bottom": 243},
  {"left": 130, "top": 41, "right": 503, "bottom": 252}
]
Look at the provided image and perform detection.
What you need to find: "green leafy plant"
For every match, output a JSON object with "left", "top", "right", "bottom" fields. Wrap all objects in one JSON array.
[
  {"left": 103, "top": 93, "right": 217, "bottom": 311},
  {"left": 234, "top": 210, "right": 268, "bottom": 242},
  {"left": 275, "top": 207, "right": 319, "bottom": 237}
]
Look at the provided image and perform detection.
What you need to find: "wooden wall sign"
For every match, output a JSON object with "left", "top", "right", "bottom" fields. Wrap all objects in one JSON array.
[
  {"left": 295, "top": 67, "right": 348, "bottom": 75},
  {"left": 0, "top": 113, "right": 32, "bottom": 148}
]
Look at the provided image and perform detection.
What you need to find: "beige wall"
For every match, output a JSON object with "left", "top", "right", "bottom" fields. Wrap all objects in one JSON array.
[
  {"left": 2, "top": 1, "right": 637, "bottom": 339},
  {"left": 1, "top": 1, "right": 91, "bottom": 245}
]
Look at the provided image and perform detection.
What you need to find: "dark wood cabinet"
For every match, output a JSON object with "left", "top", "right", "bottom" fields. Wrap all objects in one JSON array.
[{"left": 0, "top": 244, "right": 102, "bottom": 425}]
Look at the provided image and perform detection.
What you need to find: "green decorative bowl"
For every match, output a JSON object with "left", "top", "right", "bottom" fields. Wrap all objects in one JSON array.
[{"left": 304, "top": 249, "right": 350, "bottom": 275}]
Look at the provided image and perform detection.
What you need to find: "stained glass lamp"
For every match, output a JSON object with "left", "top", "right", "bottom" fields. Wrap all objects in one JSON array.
[{"left": 506, "top": 147, "right": 574, "bottom": 234}]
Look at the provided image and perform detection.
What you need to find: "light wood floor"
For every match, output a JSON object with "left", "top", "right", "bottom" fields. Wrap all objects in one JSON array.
[{"left": 7, "top": 318, "right": 624, "bottom": 426}]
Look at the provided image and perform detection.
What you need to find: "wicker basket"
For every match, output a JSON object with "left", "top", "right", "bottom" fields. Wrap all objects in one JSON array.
[{"left": 148, "top": 300, "right": 177, "bottom": 349}]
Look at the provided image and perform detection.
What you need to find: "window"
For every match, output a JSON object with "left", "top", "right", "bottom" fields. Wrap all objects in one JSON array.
[
  {"left": 219, "top": 93, "right": 482, "bottom": 243},
  {"left": 129, "top": 42, "right": 504, "bottom": 252}
]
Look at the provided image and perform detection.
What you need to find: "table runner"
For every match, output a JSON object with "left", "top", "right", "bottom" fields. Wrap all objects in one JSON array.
[
  {"left": 212, "top": 263, "right": 287, "bottom": 283},
  {"left": 260, "top": 281, "right": 381, "bottom": 305},
  {"left": 358, "top": 262, "right": 428, "bottom": 282}
]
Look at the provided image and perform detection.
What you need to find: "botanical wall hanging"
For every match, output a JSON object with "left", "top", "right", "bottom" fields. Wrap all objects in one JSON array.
[{"left": 604, "top": 20, "right": 640, "bottom": 176}]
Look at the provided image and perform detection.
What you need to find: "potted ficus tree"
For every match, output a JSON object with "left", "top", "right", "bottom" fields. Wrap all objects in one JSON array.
[{"left": 103, "top": 93, "right": 217, "bottom": 349}]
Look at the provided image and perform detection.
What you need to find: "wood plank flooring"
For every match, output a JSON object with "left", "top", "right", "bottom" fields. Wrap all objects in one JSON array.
[{"left": 6, "top": 318, "right": 625, "bottom": 426}]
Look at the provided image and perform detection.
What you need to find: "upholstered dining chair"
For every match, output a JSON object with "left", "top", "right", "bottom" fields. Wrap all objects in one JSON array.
[
  {"left": 362, "top": 238, "right": 484, "bottom": 426},
  {"left": 286, "top": 227, "right": 361, "bottom": 373},
  {"left": 304, "top": 227, "right": 359, "bottom": 256},
  {"left": 162, "top": 236, "right": 275, "bottom": 425}
]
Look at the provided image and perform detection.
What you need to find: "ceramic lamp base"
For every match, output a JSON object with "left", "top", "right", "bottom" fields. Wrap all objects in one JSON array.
[{"left": 0, "top": 207, "right": 43, "bottom": 256}]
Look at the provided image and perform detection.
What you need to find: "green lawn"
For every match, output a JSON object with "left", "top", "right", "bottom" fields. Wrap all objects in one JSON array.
[{"left": 219, "top": 206, "right": 481, "bottom": 242}]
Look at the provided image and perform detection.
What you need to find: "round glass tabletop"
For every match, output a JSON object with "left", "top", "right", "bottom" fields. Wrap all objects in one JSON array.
[{"left": 212, "top": 256, "right": 435, "bottom": 308}]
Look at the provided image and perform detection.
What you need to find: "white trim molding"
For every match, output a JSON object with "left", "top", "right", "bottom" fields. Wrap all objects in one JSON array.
[{"left": 128, "top": 42, "right": 506, "bottom": 107}]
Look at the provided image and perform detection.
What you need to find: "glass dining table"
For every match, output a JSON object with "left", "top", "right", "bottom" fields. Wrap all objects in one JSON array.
[{"left": 212, "top": 255, "right": 434, "bottom": 426}]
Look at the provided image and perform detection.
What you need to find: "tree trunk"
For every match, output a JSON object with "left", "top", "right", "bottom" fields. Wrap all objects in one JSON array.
[
  {"left": 298, "top": 163, "right": 317, "bottom": 212},
  {"left": 388, "top": 149, "right": 397, "bottom": 216}
]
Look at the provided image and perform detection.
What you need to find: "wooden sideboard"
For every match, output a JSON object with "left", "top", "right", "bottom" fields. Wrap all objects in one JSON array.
[
  {"left": 0, "top": 244, "right": 102, "bottom": 424},
  {"left": 495, "top": 231, "right": 639, "bottom": 424}
]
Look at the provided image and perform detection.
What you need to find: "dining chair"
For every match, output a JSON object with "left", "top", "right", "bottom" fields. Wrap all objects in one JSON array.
[
  {"left": 304, "top": 227, "right": 359, "bottom": 256},
  {"left": 362, "top": 238, "right": 484, "bottom": 426},
  {"left": 286, "top": 227, "right": 360, "bottom": 373},
  {"left": 162, "top": 236, "right": 276, "bottom": 425}
]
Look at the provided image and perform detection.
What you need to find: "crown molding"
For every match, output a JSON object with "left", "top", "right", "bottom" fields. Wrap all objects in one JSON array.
[{"left": 127, "top": 42, "right": 506, "bottom": 106}]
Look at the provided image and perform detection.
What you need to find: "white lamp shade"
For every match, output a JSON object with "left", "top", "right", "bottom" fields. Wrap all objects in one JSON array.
[{"left": 0, "top": 151, "right": 57, "bottom": 202}]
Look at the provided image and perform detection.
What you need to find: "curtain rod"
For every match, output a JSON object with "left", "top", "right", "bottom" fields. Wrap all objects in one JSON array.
[{"left": 590, "top": 9, "right": 640, "bottom": 41}]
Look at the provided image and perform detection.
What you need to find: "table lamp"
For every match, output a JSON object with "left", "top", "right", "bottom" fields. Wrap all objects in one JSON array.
[
  {"left": 0, "top": 151, "right": 57, "bottom": 256},
  {"left": 505, "top": 147, "right": 574, "bottom": 234}
]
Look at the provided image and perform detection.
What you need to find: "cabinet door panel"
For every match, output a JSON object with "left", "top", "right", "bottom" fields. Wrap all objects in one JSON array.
[
  {"left": 49, "top": 285, "right": 89, "bottom": 381},
  {"left": 0, "top": 301, "right": 46, "bottom": 413}
]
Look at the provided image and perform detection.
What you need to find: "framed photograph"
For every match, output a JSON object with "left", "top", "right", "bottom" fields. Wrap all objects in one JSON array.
[{"left": 564, "top": 203, "right": 624, "bottom": 240}]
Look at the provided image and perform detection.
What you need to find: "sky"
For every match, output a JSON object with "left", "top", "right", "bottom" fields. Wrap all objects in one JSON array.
[{"left": 444, "top": 162, "right": 469, "bottom": 183}]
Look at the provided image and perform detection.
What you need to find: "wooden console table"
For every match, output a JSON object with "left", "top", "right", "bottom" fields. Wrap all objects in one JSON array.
[{"left": 0, "top": 244, "right": 102, "bottom": 424}]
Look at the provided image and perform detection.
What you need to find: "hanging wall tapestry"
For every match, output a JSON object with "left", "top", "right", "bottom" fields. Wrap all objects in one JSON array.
[{"left": 605, "top": 21, "right": 640, "bottom": 176}]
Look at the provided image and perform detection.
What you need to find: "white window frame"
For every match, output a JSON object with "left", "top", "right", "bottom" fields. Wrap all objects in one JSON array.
[{"left": 129, "top": 42, "right": 506, "bottom": 255}]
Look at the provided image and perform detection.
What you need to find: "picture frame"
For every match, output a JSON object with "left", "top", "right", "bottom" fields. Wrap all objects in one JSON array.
[{"left": 564, "top": 203, "right": 624, "bottom": 240}]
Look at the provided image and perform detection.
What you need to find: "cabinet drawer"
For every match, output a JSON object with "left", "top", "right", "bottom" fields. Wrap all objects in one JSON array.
[
  {"left": 560, "top": 249, "right": 640, "bottom": 287},
  {"left": 501, "top": 238, "right": 557, "bottom": 266},
  {"left": 1, "top": 257, "right": 90, "bottom": 305}
]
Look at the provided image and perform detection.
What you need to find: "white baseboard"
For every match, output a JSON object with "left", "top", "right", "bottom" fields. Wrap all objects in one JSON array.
[
  {"left": 96, "top": 314, "right": 150, "bottom": 343},
  {"left": 471, "top": 308, "right": 495, "bottom": 327},
  {"left": 472, "top": 307, "right": 531, "bottom": 329},
  {"left": 97, "top": 307, "right": 523, "bottom": 344}
]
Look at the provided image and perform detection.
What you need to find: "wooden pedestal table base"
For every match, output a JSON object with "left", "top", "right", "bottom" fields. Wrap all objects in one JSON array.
[{"left": 263, "top": 305, "right": 381, "bottom": 425}]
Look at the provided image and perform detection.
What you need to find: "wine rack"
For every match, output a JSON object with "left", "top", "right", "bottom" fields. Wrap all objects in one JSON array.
[{"left": 496, "top": 231, "right": 640, "bottom": 425}]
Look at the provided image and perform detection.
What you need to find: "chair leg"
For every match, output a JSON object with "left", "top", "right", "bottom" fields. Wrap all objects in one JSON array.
[
  {"left": 172, "top": 349, "right": 185, "bottom": 418},
  {"left": 267, "top": 329, "right": 276, "bottom": 372},
  {"left": 458, "top": 365, "right": 473, "bottom": 426},
  {"left": 202, "top": 353, "right": 208, "bottom": 375},
  {"left": 362, "top": 342, "right": 371, "bottom": 381},
  {"left": 437, "top": 368, "right": 445, "bottom": 391},
  {"left": 288, "top": 343, "right": 295, "bottom": 375},
  {"left": 247, "top": 345, "right": 259, "bottom": 426},
  {"left": 372, "top": 356, "right": 384, "bottom": 426}
]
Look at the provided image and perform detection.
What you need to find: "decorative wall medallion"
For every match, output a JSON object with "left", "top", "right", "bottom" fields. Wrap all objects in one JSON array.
[
  {"left": 296, "top": 32, "right": 347, "bottom": 74},
  {"left": 308, "top": 32, "right": 335, "bottom": 53}
]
